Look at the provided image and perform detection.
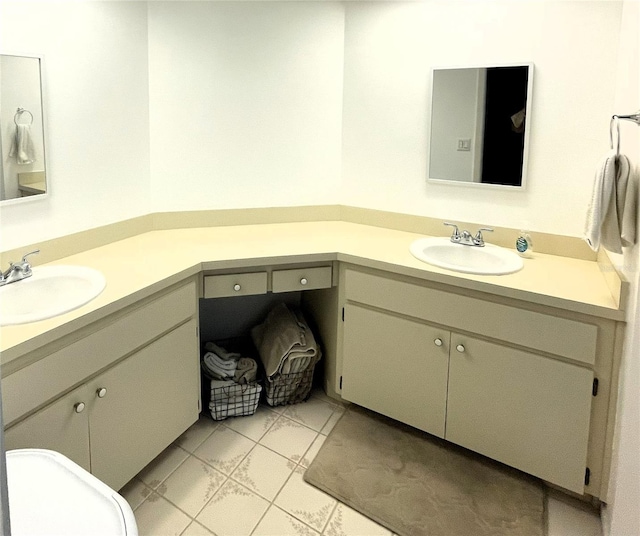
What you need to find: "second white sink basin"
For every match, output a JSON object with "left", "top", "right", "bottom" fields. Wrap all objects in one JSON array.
[
  {"left": 0, "top": 266, "right": 106, "bottom": 326},
  {"left": 410, "top": 237, "right": 524, "bottom": 275}
]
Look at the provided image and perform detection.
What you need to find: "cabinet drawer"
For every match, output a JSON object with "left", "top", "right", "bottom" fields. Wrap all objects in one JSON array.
[
  {"left": 203, "top": 272, "right": 267, "bottom": 298},
  {"left": 272, "top": 266, "right": 332, "bottom": 293},
  {"left": 344, "top": 268, "right": 597, "bottom": 365}
]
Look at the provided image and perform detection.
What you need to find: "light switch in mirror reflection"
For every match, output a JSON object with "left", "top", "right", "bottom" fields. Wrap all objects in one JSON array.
[
  {"left": 427, "top": 63, "right": 533, "bottom": 189},
  {"left": 0, "top": 53, "right": 47, "bottom": 204}
]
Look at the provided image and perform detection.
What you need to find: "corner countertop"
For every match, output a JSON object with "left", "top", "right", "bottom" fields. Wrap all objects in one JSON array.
[{"left": 0, "top": 221, "right": 625, "bottom": 365}]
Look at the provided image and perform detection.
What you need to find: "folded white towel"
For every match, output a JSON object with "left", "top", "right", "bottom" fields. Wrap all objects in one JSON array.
[
  {"left": 203, "top": 352, "right": 236, "bottom": 379},
  {"left": 9, "top": 124, "right": 36, "bottom": 165},
  {"left": 584, "top": 151, "right": 638, "bottom": 253},
  {"left": 204, "top": 341, "right": 241, "bottom": 362}
]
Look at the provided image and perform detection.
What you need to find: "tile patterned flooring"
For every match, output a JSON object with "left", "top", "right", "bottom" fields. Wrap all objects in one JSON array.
[{"left": 120, "top": 390, "right": 602, "bottom": 536}]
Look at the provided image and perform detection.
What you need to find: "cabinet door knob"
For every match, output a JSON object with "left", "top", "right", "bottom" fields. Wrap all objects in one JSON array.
[
  {"left": 233, "top": 284, "right": 241, "bottom": 291},
  {"left": 456, "top": 344, "right": 466, "bottom": 353},
  {"left": 97, "top": 387, "right": 107, "bottom": 398},
  {"left": 300, "top": 278, "right": 308, "bottom": 286},
  {"left": 74, "top": 402, "right": 85, "bottom": 413},
  {"left": 434, "top": 338, "right": 443, "bottom": 347}
]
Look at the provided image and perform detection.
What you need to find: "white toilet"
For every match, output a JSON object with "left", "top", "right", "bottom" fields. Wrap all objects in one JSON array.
[{"left": 5, "top": 449, "right": 137, "bottom": 536}]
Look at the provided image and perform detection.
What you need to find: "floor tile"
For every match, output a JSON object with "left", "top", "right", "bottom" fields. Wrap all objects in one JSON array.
[
  {"left": 284, "top": 398, "right": 336, "bottom": 432},
  {"left": 275, "top": 466, "right": 337, "bottom": 533},
  {"left": 137, "top": 444, "right": 190, "bottom": 489},
  {"left": 196, "top": 479, "right": 269, "bottom": 536},
  {"left": 119, "top": 478, "right": 153, "bottom": 510},
  {"left": 323, "top": 503, "right": 393, "bottom": 536},
  {"left": 300, "top": 434, "right": 326, "bottom": 468},
  {"left": 320, "top": 409, "right": 345, "bottom": 436},
  {"left": 180, "top": 521, "right": 215, "bottom": 536},
  {"left": 260, "top": 415, "right": 318, "bottom": 464},
  {"left": 231, "top": 444, "right": 296, "bottom": 501},
  {"left": 134, "top": 492, "right": 191, "bottom": 536},
  {"left": 161, "top": 454, "right": 227, "bottom": 517},
  {"left": 174, "top": 414, "right": 219, "bottom": 454},
  {"left": 193, "top": 425, "right": 255, "bottom": 475},
  {"left": 547, "top": 495, "right": 601, "bottom": 536},
  {"left": 253, "top": 505, "right": 320, "bottom": 536},
  {"left": 224, "top": 405, "right": 279, "bottom": 442}
]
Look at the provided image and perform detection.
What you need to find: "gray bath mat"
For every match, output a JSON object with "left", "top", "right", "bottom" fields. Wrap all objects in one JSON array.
[{"left": 304, "top": 406, "right": 545, "bottom": 536}]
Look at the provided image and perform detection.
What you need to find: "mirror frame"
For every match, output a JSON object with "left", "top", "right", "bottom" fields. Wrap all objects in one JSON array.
[
  {"left": 426, "top": 62, "right": 534, "bottom": 191},
  {"left": 0, "top": 51, "right": 49, "bottom": 206}
]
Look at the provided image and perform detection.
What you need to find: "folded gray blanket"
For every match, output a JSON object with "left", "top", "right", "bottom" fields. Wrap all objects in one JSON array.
[{"left": 251, "top": 303, "right": 319, "bottom": 378}]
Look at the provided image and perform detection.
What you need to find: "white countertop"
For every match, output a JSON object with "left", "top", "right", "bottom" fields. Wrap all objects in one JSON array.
[{"left": 0, "top": 221, "right": 624, "bottom": 365}]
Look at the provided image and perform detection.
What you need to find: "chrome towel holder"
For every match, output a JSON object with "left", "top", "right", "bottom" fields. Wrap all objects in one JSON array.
[
  {"left": 610, "top": 110, "right": 640, "bottom": 155},
  {"left": 13, "top": 107, "right": 33, "bottom": 126}
]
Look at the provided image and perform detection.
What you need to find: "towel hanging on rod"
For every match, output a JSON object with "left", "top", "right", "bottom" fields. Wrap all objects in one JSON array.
[
  {"left": 609, "top": 110, "right": 640, "bottom": 155},
  {"left": 13, "top": 107, "right": 33, "bottom": 126}
]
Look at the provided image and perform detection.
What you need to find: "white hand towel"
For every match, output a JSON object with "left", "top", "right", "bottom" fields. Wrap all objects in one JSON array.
[
  {"left": 585, "top": 152, "right": 638, "bottom": 253},
  {"left": 616, "top": 157, "right": 638, "bottom": 248},
  {"left": 9, "top": 124, "right": 36, "bottom": 165}
]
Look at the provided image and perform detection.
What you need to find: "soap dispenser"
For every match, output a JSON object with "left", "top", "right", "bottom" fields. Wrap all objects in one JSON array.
[{"left": 516, "top": 230, "right": 534, "bottom": 258}]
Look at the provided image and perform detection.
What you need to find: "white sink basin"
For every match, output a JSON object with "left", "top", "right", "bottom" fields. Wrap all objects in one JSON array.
[
  {"left": 0, "top": 266, "right": 106, "bottom": 326},
  {"left": 410, "top": 237, "right": 524, "bottom": 275}
]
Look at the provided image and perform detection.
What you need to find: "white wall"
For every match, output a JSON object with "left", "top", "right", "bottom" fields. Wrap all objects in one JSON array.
[
  {"left": 0, "top": 1, "right": 626, "bottom": 247},
  {"left": 603, "top": 1, "right": 640, "bottom": 533},
  {"left": 0, "top": 1, "right": 150, "bottom": 251},
  {"left": 341, "top": 0, "right": 622, "bottom": 236},
  {"left": 147, "top": 1, "right": 344, "bottom": 212}
]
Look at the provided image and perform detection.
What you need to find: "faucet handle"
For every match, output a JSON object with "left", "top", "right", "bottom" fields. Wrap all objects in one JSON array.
[
  {"left": 444, "top": 222, "right": 461, "bottom": 241},
  {"left": 21, "top": 249, "right": 40, "bottom": 264},
  {"left": 474, "top": 228, "right": 494, "bottom": 244}
]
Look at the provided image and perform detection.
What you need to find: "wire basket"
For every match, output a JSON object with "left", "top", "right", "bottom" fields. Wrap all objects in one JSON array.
[
  {"left": 201, "top": 336, "right": 263, "bottom": 421},
  {"left": 264, "top": 355, "right": 320, "bottom": 407},
  {"left": 208, "top": 379, "right": 262, "bottom": 421}
]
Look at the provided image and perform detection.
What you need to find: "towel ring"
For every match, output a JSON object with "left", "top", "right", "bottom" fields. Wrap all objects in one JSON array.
[
  {"left": 13, "top": 108, "right": 33, "bottom": 126},
  {"left": 609, "top": 116, "right": 620, "bottom": 155}
]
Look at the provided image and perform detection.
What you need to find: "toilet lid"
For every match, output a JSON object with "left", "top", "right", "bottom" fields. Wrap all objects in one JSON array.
[{"left": 6, "top": 449, "right": 137, "bottom": 536}]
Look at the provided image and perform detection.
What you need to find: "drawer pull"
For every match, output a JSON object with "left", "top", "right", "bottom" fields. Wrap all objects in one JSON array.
[
  {"left": 233, "top": 284, "right": 241, "bottom": 291},
  {"left": 434, "top": 338, "right": 443, "bottom": 347},
  {"left": 300, "top": 278, "right": 308, "bottom": 286},
  {"left": 96, "top": 387, "right": 107, "bottom": 398},
  {"left": 74, "top": 402, "right": 85, "bottom": 413},
  {"left": 456, "top": 344, "right": 466, "bottom": 353}
]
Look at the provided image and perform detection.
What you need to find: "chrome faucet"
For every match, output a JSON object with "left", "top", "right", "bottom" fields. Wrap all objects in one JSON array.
[
  {"left": 444, "top": 223, "right": 493, "bottom": 247},
  {"left": 0, "top": 250, "right": 40, "bottom": 286}
]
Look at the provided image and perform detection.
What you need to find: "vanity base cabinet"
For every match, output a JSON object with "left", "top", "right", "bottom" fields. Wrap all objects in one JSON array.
[
  {"left": 446, "top": 335, "right": 593, "bottom": 494},
  {"left": 339, "top": 265, "right": 606, "bottom": 496},
  {"left": 341, "top": 303, "right": 449, "bottom": 438},
  {"left": 3, "top": 279, "right": 200, "bottom": 491}
]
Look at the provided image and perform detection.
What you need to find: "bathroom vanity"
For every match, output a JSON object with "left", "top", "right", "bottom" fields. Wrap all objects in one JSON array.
[{"left": 0, "top": 217, "right": 625, "bottom": 502}]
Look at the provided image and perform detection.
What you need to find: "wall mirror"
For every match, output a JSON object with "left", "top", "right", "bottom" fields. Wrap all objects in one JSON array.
[
  {"left": 428, "top": 63, "right": 533, "bottom": 189},
  {"left": 0, "top": 53, "right": 47, "bottom": 204}
]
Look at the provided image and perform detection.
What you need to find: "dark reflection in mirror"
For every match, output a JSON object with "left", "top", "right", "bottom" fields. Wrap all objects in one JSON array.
[{"left": 429, "top": 64, "right": 532, "bottom": 188}]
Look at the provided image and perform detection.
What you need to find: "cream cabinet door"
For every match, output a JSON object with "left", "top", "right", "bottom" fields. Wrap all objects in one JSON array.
[
  {"left": 4, "top": 384, "right": 91, "bottom": 472},
  {"left": 87, "top": 320, "right": 200, "bottom": 491},
  {"left": 445, "top": 334, "right": 593, "bottom": 494},
  {"left": 341, "top": 304, "right": 450, "bottom": 438}
]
